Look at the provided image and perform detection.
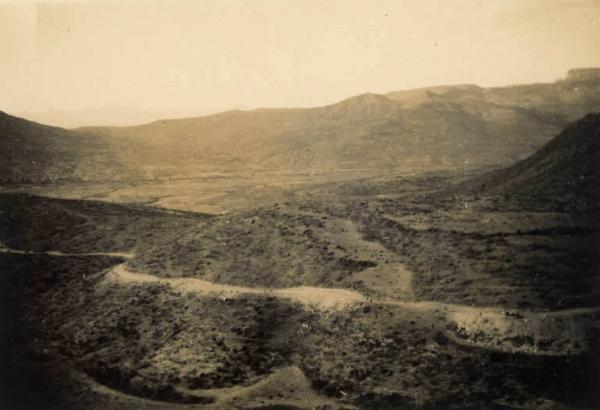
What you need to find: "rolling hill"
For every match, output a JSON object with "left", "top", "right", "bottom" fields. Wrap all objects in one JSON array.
[{"left": 0, "top": 111, "right": 128, "bottom": 183}]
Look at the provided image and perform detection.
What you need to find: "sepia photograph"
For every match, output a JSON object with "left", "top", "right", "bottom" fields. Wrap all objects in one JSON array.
[{"left": 1, "top": 0, "right": 599, "bottom": 408}]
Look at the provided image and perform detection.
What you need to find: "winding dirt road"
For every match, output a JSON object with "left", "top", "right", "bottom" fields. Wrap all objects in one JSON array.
[
  {"left": 107, "top": 263, "right": 367, "bottom": 309},
  {"left": 106, "top": 263, "right": 599, "bottom": 355},
  {"left": 4, "top": 244, "right": 598, "bottom": 355}
]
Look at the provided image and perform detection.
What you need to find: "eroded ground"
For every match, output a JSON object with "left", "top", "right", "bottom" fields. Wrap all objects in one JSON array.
[{"left": 1, "top": 170, "right": 599, "bottom": 409}]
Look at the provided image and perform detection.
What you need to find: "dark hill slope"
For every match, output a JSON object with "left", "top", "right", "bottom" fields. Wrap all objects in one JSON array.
[
  {"left": 0, "top": 192, "right": 208, "bottom": 253},
  {"left": 0, "top": 112, "right": 126, "bottom": 183},
  {"left": 463, "top": 113, "right": 600, "bottom": 211}
]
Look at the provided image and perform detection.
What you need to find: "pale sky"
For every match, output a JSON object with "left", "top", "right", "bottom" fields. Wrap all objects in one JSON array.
[{"left": 1, "top": 0, "right": 600, "bottom": 125}]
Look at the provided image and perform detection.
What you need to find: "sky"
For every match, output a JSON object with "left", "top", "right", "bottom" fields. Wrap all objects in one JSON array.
[{"left": 1, "top": 0, "right": 600, "bottom": 126}]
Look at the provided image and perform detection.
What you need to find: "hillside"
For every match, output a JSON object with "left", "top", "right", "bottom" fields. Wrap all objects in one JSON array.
[
  {"left": 0, "top": 111, "right": 127, "bottom": 183},
  {"left": 463, "top": 113, "right": 600, "bottom": 211}
]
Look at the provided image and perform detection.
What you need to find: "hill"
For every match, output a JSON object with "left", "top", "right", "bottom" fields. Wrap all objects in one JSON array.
[
  {"left": 0, "top": 111, "right": 127, "bottom": 183},
  {"left": 462, "top": 113, "right": 600, "bottom": 211}
]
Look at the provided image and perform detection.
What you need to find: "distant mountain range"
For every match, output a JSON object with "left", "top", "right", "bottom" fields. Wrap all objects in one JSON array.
[{"left": 2, "top": 68, "right": 600, "bottom": 183}]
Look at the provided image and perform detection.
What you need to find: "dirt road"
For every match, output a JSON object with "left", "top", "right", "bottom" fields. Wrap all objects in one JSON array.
[
  {"left": 107, "top": 262, "right": 599, "bottom": 355},
  {"left": 5, "top": 244, "right": 598, "bottom": 355},
  {"left": 107, "top": 263, "right": 367, "bottom": 309},
  {"left": 0, "top": 244, "right": 134, "bottom": 259}
]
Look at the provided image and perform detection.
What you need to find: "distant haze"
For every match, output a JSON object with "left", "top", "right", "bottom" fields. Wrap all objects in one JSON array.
[
  {"left": 2, "top": 0, "right": 600, "bottom": 127},
  {"left": 16, "top": 107, "right": 232, "bottom": 129}
]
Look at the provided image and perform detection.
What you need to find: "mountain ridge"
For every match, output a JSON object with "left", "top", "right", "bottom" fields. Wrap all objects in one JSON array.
[{"left": 2, "top": 69, "right": 600, "bottom": 183}]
